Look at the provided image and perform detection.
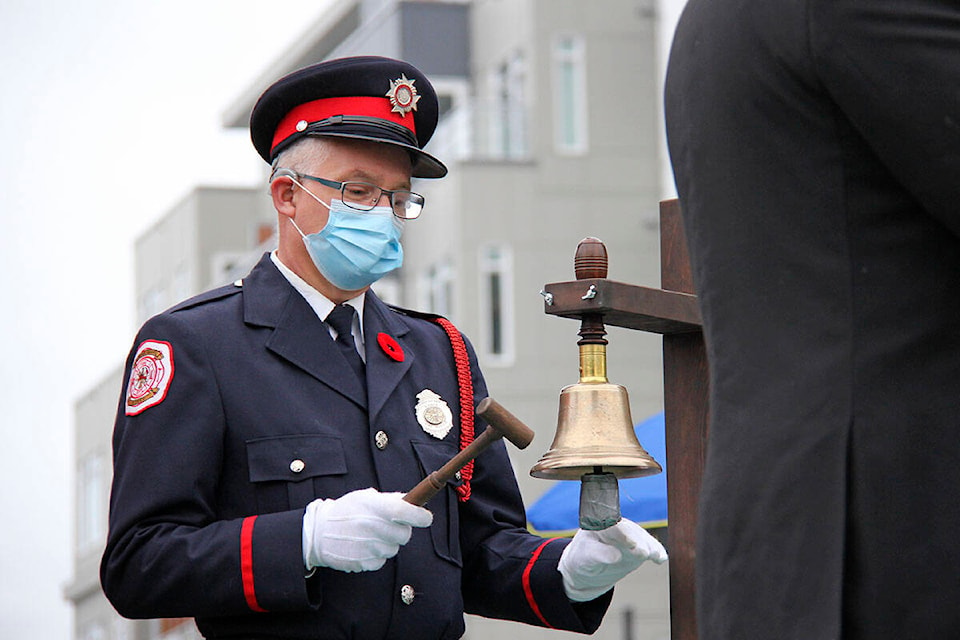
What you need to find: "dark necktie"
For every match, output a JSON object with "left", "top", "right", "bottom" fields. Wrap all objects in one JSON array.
[{"left": 326, "top": 304, "right": 365, "bottom": 384}]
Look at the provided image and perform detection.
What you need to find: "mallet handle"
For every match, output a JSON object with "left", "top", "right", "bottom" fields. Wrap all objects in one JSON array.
[
  {"left": 404, "top": 426, "right": 500, "bottom": 506},
  {"left": 403, "top": 398, "right": 534, "bottom": 506}
]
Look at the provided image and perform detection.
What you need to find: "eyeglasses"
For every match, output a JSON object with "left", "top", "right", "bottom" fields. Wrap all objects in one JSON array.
[{"left": 293, "top": 172, "right": 425, "bottom": 220}]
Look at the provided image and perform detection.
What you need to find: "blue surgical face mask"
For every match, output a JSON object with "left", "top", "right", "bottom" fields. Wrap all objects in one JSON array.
[{"left": 288, "top": 179, "right": 404, "bottom": 291}]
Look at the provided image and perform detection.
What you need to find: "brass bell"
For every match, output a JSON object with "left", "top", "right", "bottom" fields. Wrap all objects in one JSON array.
[
  {"left": 530, "top": 380, "right": 661, "bottom": 480},
  {"left": 531, "top": 238, "right": 661, "bottom": 528}
]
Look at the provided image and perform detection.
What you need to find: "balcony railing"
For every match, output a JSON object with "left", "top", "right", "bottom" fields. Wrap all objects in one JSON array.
[{"left": 427, "top": 99, "right": 532, "bottom": 164}]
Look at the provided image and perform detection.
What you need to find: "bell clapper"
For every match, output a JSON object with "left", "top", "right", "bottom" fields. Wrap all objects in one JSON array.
[{"left": 579, "top": 467, "right": 621, "bottom": 530}]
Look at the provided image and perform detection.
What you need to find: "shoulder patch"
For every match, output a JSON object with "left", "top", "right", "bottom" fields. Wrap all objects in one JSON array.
[{"left": 125, "top": 340, "right": 175, "bottom": 415}]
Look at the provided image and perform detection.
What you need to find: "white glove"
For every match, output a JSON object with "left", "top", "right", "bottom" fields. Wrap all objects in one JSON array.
[
  {"left": 558, "top": 519, "right": 668, "bottom": 602},
  {"left": 302, "top": 488, "right": 433, "bottom": 573}
]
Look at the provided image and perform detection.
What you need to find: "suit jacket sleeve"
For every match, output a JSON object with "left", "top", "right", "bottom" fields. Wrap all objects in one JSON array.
[{"left": 100, "top": 310, "right": 316, "bottom": 618}]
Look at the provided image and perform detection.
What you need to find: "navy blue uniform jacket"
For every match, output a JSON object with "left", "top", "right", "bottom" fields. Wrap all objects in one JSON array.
[{"left": 101, "top": 254, "right": 609, "bottom": 639}]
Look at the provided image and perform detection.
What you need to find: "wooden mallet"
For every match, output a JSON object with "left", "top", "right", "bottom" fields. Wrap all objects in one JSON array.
[{"left": 403, "top": 397, "right": 535, "bottom": 506}]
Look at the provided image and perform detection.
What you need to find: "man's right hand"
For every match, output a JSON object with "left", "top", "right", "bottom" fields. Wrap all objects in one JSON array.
[{"left": 302, "top": 488, "right": 433, "bottom": 573}]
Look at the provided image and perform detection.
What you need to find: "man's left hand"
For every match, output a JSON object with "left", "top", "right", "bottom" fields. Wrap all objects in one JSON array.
[{"left": 557, "top": 519, "right": 668, "bottom": 602}]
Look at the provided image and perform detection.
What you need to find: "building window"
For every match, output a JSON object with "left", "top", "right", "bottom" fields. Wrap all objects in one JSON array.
[
  {"left": 478, "top": 244, "right": 514, "bottom": 366},
  {"left": 77, "top": 452, "right": 105, "bottom": 552},
  {"left": 419, "top": 260, "right": 455, "bottom": 317},
  {"left": 489, "top": 52, "right": 528, "bottom": 159},
  {"left": 553, "top": 34, "right": 588, "bottom": 155},
  {"left": 420, "top": 78, "right": 470, "bottom": 161}
]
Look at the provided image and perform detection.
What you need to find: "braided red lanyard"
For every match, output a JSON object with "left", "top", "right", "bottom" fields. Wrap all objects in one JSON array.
[{"left": 429, "top": 317, "right": 475, "bottom": 502}]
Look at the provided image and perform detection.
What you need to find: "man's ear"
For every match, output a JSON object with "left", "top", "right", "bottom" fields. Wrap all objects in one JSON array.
[{"left": 270, "top": 176, "right": 297, "bottom": 219}]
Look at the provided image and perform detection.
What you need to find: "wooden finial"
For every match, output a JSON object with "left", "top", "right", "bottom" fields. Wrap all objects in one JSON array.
[
  {"left": 573, "top": 238, "right": 608, "bottom": 347},
  {"left": 574, "top": 237, "right": 608, "bottom": 280}
]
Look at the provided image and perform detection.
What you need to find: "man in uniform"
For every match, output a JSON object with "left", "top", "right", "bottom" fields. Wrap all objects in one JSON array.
[
  {"left": 665, "top": 1, "right": 960, "bottom": 638},
  {"left": 101, "top": 56, "right": 666, "bottom": 639}
]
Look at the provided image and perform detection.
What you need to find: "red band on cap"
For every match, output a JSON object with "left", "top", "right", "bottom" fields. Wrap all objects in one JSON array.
[{"left": 271, "top": 96, "right": 417, "bottom": 155}]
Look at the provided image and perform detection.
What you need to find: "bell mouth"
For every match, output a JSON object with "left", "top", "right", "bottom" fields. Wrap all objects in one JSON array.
[{"left": 530, "top": 450, "right": 662, "bottom": 480}]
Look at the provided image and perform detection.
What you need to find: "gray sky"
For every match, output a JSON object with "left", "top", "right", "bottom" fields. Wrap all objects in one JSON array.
[{"left": 0, "top": 1, "right": 685, "bottom": 637}]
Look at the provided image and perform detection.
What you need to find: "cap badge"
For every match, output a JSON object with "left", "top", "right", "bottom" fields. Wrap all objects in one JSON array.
[
  {"left": 386, "top": 74, "right": 421, "bottom": 117},
  {"left": 415, "top": 389, "right": 453, "bottom": 439},
  {"left": 125, "top": 340, "right": 175, "bottom": 416}
]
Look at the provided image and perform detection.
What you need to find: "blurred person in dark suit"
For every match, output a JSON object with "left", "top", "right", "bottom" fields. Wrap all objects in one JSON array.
[{"left": 665, "top": 1, "right": 960, "bottom": 638}]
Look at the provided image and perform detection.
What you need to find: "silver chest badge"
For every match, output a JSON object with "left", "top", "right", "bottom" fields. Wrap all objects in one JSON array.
[{"left": 415, "top": 389, "right": 454, "bottom": 439}]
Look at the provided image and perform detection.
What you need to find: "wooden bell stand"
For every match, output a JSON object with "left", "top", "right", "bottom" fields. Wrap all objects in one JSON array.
[{"left": 540, "top": 199, "right": 709, "bottom": 640}]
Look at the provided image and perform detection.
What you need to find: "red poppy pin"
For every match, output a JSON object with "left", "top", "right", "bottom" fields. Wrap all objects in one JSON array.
[{"left": 377, "top": 333, "right": 404, "bottom": 362}]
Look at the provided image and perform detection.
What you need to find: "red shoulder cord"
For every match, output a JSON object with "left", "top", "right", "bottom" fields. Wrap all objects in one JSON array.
[{"left": 429, "top": 317, "right": 475, "bottom": 502}]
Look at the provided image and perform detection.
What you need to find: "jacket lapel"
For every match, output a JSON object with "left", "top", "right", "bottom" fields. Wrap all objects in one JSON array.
[
  {"left": 363, "top": 291, "right": 414, "bottom": 423},
  {"left": 243, "top": 254, "right": 367, "bottom": 409}
]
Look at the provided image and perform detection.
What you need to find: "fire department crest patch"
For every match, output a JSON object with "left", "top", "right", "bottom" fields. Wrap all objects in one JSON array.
[
  {"left": 415, "top": 389, "right": 453, "bottom": 439},
  {"left": 125, "top": 340, "right": 174, "bottom": 416}
]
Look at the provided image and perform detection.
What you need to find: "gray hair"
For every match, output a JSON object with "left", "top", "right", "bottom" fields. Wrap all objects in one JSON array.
[{"left": 270, "top": 137, "right": 331, "bottom": 179}]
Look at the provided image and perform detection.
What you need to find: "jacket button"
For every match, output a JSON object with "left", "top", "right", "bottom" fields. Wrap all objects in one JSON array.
[
  {"left": 290, "top": 459, "right": 305, "bottom": 473},
  {"left": 400, "top": 584, "right": 415, "bottom": 605},
  {"left": 375, "top": 431, "right": 389, "bottom": 450}
]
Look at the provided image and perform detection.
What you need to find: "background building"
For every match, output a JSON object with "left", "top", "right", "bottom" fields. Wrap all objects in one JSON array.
[{"left": 65, "top": 1, "right": 672, "bottom": 638}]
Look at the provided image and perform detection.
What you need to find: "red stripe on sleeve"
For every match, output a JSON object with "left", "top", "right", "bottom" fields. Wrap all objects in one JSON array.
[
  {"left": 240, "top": 516, "right": 267, "bottom": 612},
  {"left": 523, "top": 538, "right": 561, "bottom": 629}
]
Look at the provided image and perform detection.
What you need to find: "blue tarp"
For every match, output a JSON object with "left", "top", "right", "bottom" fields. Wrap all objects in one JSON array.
[{"left": 526, "top": 412, "right": 668, "bottom": 535}]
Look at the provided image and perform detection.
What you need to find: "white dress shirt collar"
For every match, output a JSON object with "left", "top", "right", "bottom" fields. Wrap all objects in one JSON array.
[{"left": 270, "top": 252, "right": 366, "bottom": 354}]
